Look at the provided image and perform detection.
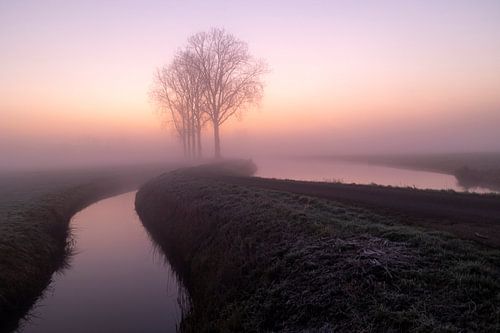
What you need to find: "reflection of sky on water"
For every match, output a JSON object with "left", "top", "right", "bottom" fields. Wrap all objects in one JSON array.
[{"left": 20, "top": 192, "right": 182, "bottom": 333}]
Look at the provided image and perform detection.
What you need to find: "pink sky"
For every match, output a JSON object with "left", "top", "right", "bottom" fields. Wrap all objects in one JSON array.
[{"left": 1, "top": 1, "right": 500, "bottom": 168}]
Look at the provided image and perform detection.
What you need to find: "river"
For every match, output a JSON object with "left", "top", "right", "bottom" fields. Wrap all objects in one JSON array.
[
  {"left": 14, "top": 159, "right": 495, "bottom": 331},
  {"left": 254, "top": 158, "right": 494, "bottom": 193},
  {"left": 19, "top": 192, "right": 183, "bottom": 333}
]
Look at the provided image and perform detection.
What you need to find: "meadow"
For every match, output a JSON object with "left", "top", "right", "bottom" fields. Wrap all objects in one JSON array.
[
  {"left": 2, "top": 159, "right": 500, "bottom": 332},
  {"left": 0, "top": 164, "right": 171, "bottom": 332},
  {"left": 136, "top": 162, "right": 500, "bottom": 332}
]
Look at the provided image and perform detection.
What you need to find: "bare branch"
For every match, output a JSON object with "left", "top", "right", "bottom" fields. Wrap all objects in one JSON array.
[{"left": 187, "top": 28, "right": 268, "bottom": 157}]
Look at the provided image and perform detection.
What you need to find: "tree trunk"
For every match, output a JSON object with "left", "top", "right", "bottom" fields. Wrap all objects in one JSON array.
[
  {"left": 213, "top": 122, "right": 221, "bottom": 159},
  {"left": 197, "top": 118, "right": 202, "bottom": 158},
  {"left": 182, "top": 134, "right": 187, "bottom": 158},
  {"left": 182, "top": 117, "right": 187, "bottom": 158},
  {"left": 186, "top": 123, "right": 191, "bottom": 159},
  {"left": 191, "top": 117, "right": 196, "bottom": 159}
]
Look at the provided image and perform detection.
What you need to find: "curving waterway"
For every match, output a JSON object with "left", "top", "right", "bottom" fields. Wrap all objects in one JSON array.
[
  {"left": 19, "top": 191, "right": 183, "bottom": 333},
  {"left": 255, "top": 158, "right": 495, "bottom": 193},
  {"left": 13, "top": 160, "right": 497, "bottom": 332}
]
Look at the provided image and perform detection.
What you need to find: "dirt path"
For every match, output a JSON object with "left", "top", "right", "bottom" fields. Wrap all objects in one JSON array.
[{"left": 218, "top": 175, "right": 500, "bottom": 247}]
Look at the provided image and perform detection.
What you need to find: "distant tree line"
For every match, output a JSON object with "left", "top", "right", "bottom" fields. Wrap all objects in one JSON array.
[{"left": 151, "top": 28, "right": 267, "bottom": 159}]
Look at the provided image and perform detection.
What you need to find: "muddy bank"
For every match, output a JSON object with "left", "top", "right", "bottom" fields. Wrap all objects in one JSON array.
[
  {"left": 135, "top": 164, "right": 500, "bottom": 332},
  {"left": 0, "top": 165, "right": 173, "bottom": 332}
]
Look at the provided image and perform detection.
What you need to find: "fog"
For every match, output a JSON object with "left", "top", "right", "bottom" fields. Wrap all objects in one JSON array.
[
  {"left": 2, "top": 0, "right": 500, "bottom": 170},
  {"left": 2, "top": 108, "right": 500, "bottom": 171},
  {"left": 3, "top": 5, "right": 500, "bottom": 332},
  {"left": 0, "top": 126, "right": 182, "bottom": 171}
]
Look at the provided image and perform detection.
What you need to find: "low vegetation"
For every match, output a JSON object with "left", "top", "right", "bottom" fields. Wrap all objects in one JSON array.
[
  {"left": 216, "top": 174, "right": 500, "bottom": 247},
  {"left": 455, "top": 166, "right": 500, "bottom": 191},
  {"left": 0, "top": 164, "right": 170, "bottom": 332},
  {"left": 136, "top": 164, "right": 500, "bottom": 332}
]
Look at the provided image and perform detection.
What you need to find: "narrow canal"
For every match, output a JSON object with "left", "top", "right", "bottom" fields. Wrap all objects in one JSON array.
[{"left": 19, "top": 191, "right": 183, "bottom": 333}]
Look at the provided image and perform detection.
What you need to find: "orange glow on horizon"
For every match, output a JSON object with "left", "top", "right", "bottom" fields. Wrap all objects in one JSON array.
[{"left": 2, "top": 0, "right": 500, "bottom": 163}]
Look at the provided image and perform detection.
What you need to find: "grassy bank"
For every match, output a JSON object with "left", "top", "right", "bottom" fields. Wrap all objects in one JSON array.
[
  {"left": 0, "top": 164, "right": 172, "bottom": 332},
  {"left": 316, "top": 152, "right": 500, "bottom": 173},
  {"left": 217, "top": 175, "right": 500, "bottom": 247},
  {"left": 454, "top": 167, "right": 500, "bottom": 191},
  {"left": 136, "top": 164, "right": 500, "bottom": 332}
]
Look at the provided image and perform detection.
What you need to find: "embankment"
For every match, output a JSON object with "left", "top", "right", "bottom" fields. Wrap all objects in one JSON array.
[
  {"left": 217, "top": 175, "right": 500, "bottom": 247},
  {"left": 455, "top": 167, "right": 500, "bottom": 192},
  {"left": 0, "top": 165, "right": 172, "bottom": 332},
  {"left": 136, "top": 164, "right": 500, "bottom": 332}
]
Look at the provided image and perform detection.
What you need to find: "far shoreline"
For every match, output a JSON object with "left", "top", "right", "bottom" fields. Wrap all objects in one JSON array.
[{"left": 289, "top": 152, "right": 500, "bottom": 192}]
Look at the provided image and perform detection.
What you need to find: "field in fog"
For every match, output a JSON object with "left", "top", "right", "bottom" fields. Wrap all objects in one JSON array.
[
  {"left": 136, "top": 162, "right": 500, "bottom": 331},
  {"left": 0, "top": 164, "right": 173, "bottom": 332},
  {"left": 2, "top": 1, "right": 500, "bottom": 331},
  {"left": 2, "top": 158, "right": 500, "bottom": 331},
  {"left": 319, "top": 152, "right": 500, "bottom": 173}
]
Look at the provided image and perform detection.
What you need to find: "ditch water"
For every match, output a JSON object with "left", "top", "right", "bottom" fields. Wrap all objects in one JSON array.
[
  {"left": 12, "top": 159, "right": 496, "bottom": 332},
  {"left": 19, "top": 191, "right": 183, "bottom": 333},
  {"left": 255, "top": 158, "right": 495, "bottom": 193}
]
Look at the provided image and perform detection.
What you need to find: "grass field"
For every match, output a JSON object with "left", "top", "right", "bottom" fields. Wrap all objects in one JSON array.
[
  {"left": 136, "top": 163, "right": 500, "bottom": 332},
  {"left": 0, "top": 164, "right": 173, "bottom": 332},
  {"left": 220, "top": 174, "right": 500, "bottom": 248}
]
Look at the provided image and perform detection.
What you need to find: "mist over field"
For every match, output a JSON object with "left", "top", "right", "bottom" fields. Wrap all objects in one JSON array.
[
  {"left": 3, "top": 106, "right": 500, "bottom": 170},
  {"left": 3, "top": 2, "right": 500, "bottom": 332},
  {"left": 2, "top": 1, "right": 500, "bottom": 170}
]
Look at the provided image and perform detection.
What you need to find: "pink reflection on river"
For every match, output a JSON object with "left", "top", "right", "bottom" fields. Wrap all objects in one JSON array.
[
  {"left": 255, "top": 158, "right": 492, "bottom": 193},
  {"left": 20, "top": 192, "right": 182, "bottom": 333}
]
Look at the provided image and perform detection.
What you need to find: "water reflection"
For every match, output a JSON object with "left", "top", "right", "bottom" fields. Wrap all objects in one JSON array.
[
  {"left": 145, "top": 233, "right": 191, "bottom": 328},
  {"left": 3, "top": 238, "right": 75, "bottom": 333},
  {"left": 255, "top": 158, "right": 494, "bottom": 193},
  {"left": 19, "top": 192, "right": 183, "bottom": 333}
]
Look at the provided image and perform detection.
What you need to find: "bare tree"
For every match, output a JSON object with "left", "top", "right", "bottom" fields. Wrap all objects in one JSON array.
[
  {"left": 187, "top": 28, "right": 267, "bottom": 158},
  {"left": 180, "top": 50, "right": 209, "bottom": 158},
  {"left": 151, "top": 28, "right": 265, "bottom": 159},
  {"left": 151, "top": 50, "right": 207, "bottom": 158},
  {"left": 151, "top": 64, "right": 188, "bottom": 157}
]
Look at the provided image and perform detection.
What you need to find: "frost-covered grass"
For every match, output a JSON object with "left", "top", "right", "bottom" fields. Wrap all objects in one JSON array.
[
  {"left": 0, "top": 164, "right": 171, "bottom": 332},
  {"left": 136, "top": 165, "right": 500, "bottom": 332}
]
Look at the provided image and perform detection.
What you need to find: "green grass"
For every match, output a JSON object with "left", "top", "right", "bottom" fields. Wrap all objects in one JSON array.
[
  {"left": 136, "top": 165, "right": 500, "bottom": 332},
  {"left": 0, "top": 164, "right": 171, "bottom": 332}
]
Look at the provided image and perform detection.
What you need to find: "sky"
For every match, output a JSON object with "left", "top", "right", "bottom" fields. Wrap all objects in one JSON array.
[{"left": 1, "top": 0, "right": 500, "bottom": 168}]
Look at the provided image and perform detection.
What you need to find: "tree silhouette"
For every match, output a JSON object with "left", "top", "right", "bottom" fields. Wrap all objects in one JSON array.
[
  {"left": 151, "top": 50, "right": 207, "bottom": 158},
  {"left": 188, "top": 28, "right": 267, "bottom": 158},
  {"left": 151, "top": 28, "right": 267, "bottom": 159}
]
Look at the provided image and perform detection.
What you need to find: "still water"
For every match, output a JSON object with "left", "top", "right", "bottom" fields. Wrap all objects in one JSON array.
[
  {"left": 19, "top": 192, "right": 182, "bottom": 333},
  {"left": 255, "top": 158, "right": 493, "bottom": 193}
]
